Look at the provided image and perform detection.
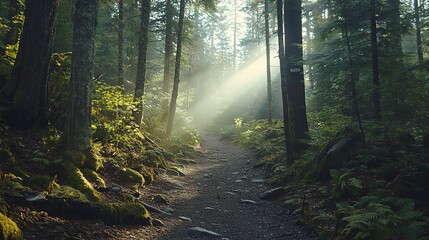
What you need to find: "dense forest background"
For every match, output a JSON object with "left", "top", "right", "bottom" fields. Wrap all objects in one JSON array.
[{"left": 1, "top": 0, "right": 429, "bottom": 239}]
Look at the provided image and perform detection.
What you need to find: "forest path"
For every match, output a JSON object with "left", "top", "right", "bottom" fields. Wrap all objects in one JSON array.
[{"left": 154, "top": 131, "right": 317, "bottom": 240}]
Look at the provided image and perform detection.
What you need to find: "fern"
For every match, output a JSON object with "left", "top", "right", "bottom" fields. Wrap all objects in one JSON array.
[{"left": 338, "top": 196, "right": 428, "bottom": 240}]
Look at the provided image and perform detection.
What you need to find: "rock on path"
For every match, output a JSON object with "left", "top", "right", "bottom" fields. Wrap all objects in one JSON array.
[{"left": 156, "top": 132, "right": 317, "bottom": 240}]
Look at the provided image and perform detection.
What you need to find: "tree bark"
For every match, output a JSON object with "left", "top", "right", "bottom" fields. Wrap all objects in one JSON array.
[
  {"left": 277, "top": 0, "right": 294, "bottom": 162},
  {"left": 62, "top": 0, "right": 98, "bottom": 151},
  {"left": 342, "top": 0, "right": 366, "bottom": 146},
  {"left": 118, "top": 0, "right": 125, "bottom": 87},
  {"left": 166, "top": 0, "right": 186, "bottom": 137},
  {"left": 370, "top": 0, "right": 381, "bottom": 119},
  {"left": 0, "top": 0, "right": 58, "bottom": 128},
  {"left": 414, "top": 0, "right": 424, "bottom": 62},
  {"left": 284, "top": 0, "right": 309, "bottom": 143},
  {"left": 264, "top": 0, "right": 273, "bottom": 123},
  {"left": 133, "top": 0, "right": 151, "bottom": 125},
  {"left": 162, "top": 0, "right": 173, "bottom": 94}
]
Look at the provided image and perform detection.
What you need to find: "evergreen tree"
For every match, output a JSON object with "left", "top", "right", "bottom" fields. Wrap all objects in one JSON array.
[
  {"left": 284, "top": 0, "right": 309, "bottom": 144},
  {"left": 62, "top": 0, "right": 98, "bottom": 151},
  {"left": 0, "top": 0, "right": 58, "bottom": 128},
  {"left": 134, "top": 0, "right": 152, "bottom": 125}
]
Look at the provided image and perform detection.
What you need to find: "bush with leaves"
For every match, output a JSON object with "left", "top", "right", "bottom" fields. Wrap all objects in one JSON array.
[
  {"left": 336, "top": 195, "right": 428, "bottom": 240},
  {"left": 330, "top": 169, "right": 363, "bottom": 200}
]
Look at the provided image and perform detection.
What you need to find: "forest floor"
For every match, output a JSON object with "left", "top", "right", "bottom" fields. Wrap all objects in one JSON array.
[{"left": 10, "top": 131, "right": 318, "bottom": 239}]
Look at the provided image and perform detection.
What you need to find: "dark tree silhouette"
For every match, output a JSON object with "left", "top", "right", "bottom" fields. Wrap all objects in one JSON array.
[{"left": 0, "top": 0, "right": 58, "bottom": 128}]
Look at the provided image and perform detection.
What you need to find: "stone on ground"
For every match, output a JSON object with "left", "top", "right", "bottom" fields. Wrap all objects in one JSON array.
[
  {"left": 187, "top": 227, "right": 222, "bottom": 238},
  {"left": 259, "top": 187, "right": 285, "bottom": 200}
]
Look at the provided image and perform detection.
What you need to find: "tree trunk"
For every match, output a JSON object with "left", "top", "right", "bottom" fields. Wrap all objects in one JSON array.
[
  {"left": 162, "top": 0, "right": 174, "bottom": 94},
  {"left": 264, "top": 0, "right": 273, "bottom": 123},
  {"left": 166, "top": 0, "right": 186, "bottom": 137},
  {"left": 62, "top": 0, "right": 98, "bottom": 151},
  {"left": 370, "top": 0, "right": 381, "bottom": 119},
  {"left": 4, "top": 0, "right": 22, "bottom": 46},
  {"left": 342, "top": 0, "right": 366, "bottom": 146},
  {"left": 118, "top": 0, "right": 125, "bottom": 87},
  {"left": 133, "top": 0, "right": 151, "bottom": 125},
  {"left": 277, "top": 0, "right": 294, "bottom": 162},
  {"left": 0, "top": 0, "right": 58, "bottom": 128},
  {"left": 414, "top": 0, "right": 424, "bottom": 62},
  {"left": 284, "top": 0, "right": 309, "bottom": 143}
]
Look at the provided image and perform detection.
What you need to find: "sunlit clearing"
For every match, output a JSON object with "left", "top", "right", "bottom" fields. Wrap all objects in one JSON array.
[{"left": 190, "top": 48, "right": 280, "bottom": 129}]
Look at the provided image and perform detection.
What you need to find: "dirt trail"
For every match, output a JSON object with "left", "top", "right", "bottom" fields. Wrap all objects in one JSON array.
[{"left": 155, "top": 131, "right": 317, "bottom": 240}]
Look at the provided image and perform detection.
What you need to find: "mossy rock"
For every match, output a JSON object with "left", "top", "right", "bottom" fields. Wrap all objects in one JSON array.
[
  {"left": 0, "top": 176, "right": 27, "bottom": 195},
  {"left": 81, "top": 169, "right": 106, "bottom": 188},
  {"left": 0, "top": 213, "right": 23, "bottom": 240},
  {"left": 24, "top": 175, "right": 60, "bottom": 192},
  {"left": 151, "top": 194, "right": 169, "bottom": 204},
  {"left": 100, "top": 202, "right": 152, "bottom": 226},
  {"left": 61, "top": 150, "right": 104, "bottom": 171},
  {"left": 118, "top": 168, "right": 145, "bottom": 186},
  {"left": 134, "top": 165, "right": 154, "bottom": 184},
  {"left": 168, "top": 166, "right": 185, "bottom": 176},
  {"left": 51, "top": 185, "right": 89, "bottom": 201},
  {"left": 59, "top": 162, "right": 100, "bottom": 201},
  {"left": 314, "top": 127, "right": 361, "bottom": 181}
]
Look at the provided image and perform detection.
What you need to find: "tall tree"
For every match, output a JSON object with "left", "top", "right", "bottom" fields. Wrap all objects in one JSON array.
[
  {"left": 264, "top": 0, "right": 273, "bottom": 123},
  {"left": 342, "top": 0, "right": 365, "bottom": 145},
  {"left": 162, "top": 0, "right": 173, "bottom": 94},
  {"left": 414, "top": 0, "right": 424, "bottom": 62},
  {"left": 62, "top": 0, "right": 98, "bottom": 151},
  {"left": 277, "top": 0, "right": 294, "bottom": 161},
  {"left": 284, "top": 0, "right": 309, "bottom": 143},
  {"left": 0, "top": 0, "right": 58, "bottom": 128},
  {"left": 370, "top": 0, "right": 381, "bottom": 119},
  {"left": 133, "top": 0, "right": 152, "bottom": 125},
  {"left": 118, "top": 0, "right": 125, "bottom": 86},
  {"left": 166, "top": 0, "right": 186, "bottom": 137}
]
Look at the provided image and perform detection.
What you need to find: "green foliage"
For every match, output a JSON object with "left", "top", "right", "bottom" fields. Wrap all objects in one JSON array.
[
  {"left": 337, "top": 196, "right": 428, "bottom": 240},
  {"left": 48, "top": 52, "right": 71, "bottom": 128},
  {"left": 330, "top": 169, "right": 362, "bottom": 200},
  {"left": 0, "top": 213, "right": 23, "bottom": 240}
]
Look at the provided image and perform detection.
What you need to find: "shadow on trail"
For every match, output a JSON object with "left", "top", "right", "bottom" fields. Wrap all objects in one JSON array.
[{"left": 156, "top": 132, "right": 317, "bottom": 240}]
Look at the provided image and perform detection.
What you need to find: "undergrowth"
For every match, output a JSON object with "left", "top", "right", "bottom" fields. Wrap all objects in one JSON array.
[{"left": 223, "top": 116, "right": 429, "bottom": 240}]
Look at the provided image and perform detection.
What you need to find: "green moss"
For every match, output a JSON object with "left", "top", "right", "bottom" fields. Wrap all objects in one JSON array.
[
  {"left": 51, "top": 185, "right": 89, "bottom": 201},
  {"left": 81, "top": 169, "right": 106, "bottom": 188},
  {"left": 118, "top": 168, "right": 145, "bottom": 186},
  {"left": 62, "top": 151, "right": 86, "bottom": 167},
  {"left": 84, "top": 149, "right": 104, "bottom": 171},
  {"left": 60, "top": 162, "right": 100, "bottom": 201},
  {"left": 134, "top": 165, "right": 154, "bottom": 184},
  {"left": 0, "top": 176, "right": 27, "bottom": 195},
  {"left": 100, "top": 202, "right": 152, "bottom": 225},
  {"left": 24, "top": 175, "right": 59, "bottom": 192},
  {"left": 61, "top": 149, "right": 104, "bottom": 171},
  {"left": 151, "top": 194, "right": 169, "bottom": 204},
  {"left": 0, "top": 213, "right": 23, "bottom": 240}
]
